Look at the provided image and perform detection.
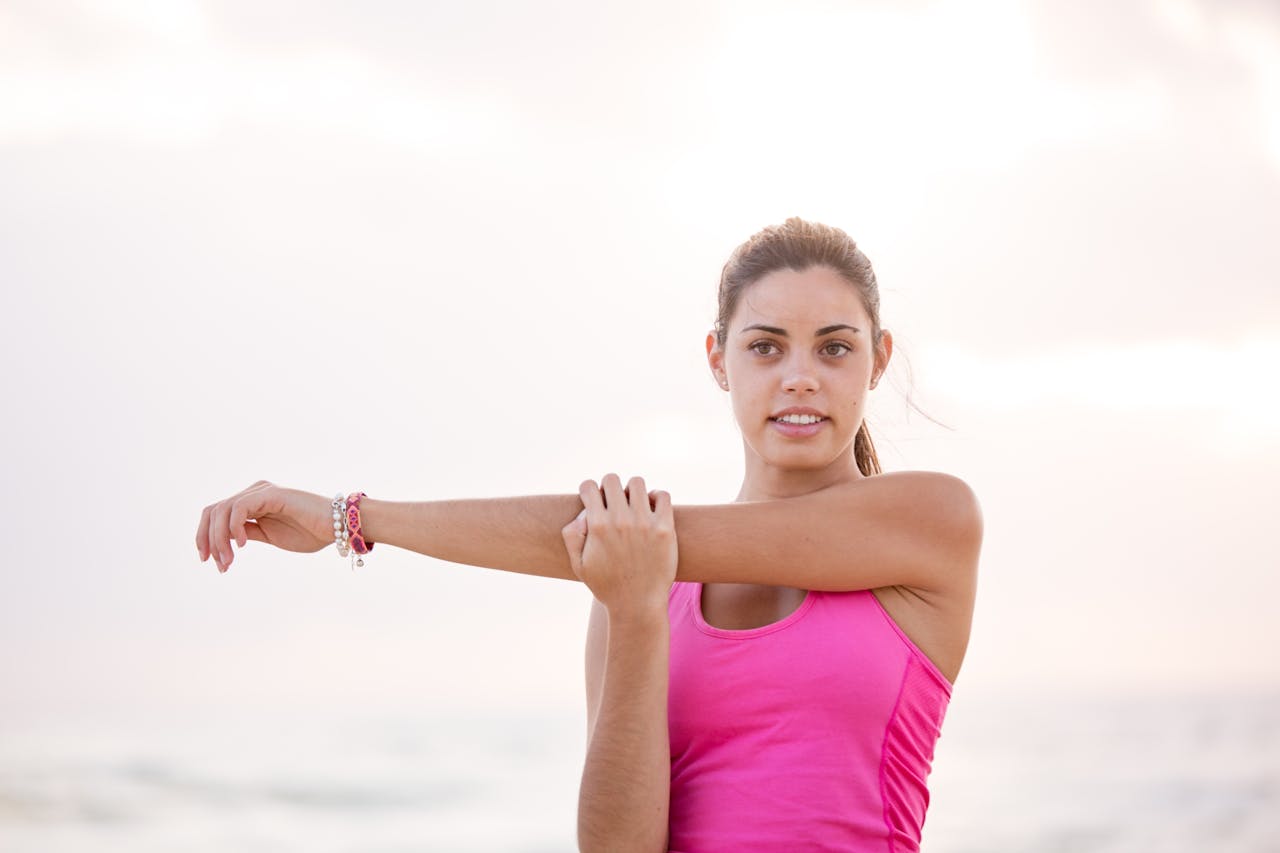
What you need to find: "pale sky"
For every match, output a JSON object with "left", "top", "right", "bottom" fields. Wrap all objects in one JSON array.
[{"left": 2, "top": 0, "right": 1277, "bottom": 727}]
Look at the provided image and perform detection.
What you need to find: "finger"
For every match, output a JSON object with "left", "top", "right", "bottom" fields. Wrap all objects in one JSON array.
[
  {"left": 652, "top": 489, "right": 673, "bottom": 523},
  {"left": 203, "top": 504, "right": 225, "bottom": 570},
  {"left": 211, "top": 500, "right": 234, "bottom": 569},
  {"left": 627, "top": 476, "right": 648, "bottom": 517},
  {"left": 568, "top": 514, "right": 588, "bottom": 546},
  {"left": 578, "top": 479, "right": 605, "bottom": 524},
  {"left": 196, "top": 504, "right": 212, "bottom": 562},
  {"left": 600, "top": 472, "right": 626, "bottom": 514},
  {"left": 561, "top": 507, "right": 587, "bottom": 534},
  {"left": 228, "top": 498, "right": 255, "bottom": 549},
  {"left": 561, "top": 508, "right": 589, "bottom": 577},
  {"left": 243, "top": 520, "right": 268, "bottom": 543}
]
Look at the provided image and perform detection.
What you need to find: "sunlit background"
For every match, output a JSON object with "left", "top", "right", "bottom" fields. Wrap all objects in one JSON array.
[{"left": 2, "top": 0, "right": 1278, "bottom": 850}]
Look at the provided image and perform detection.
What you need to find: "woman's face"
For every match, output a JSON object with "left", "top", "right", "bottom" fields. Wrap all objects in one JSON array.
[{"left": 707, "top": 265, "right": 891, "bottom": 474}]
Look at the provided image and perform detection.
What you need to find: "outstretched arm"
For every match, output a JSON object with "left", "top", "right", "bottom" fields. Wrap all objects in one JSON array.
[
  {"left": 199, "top": 470, "right": 980, "bottom": 592},
  {"left": 357, "top": 469, "right": 981, "bottom": 593}
]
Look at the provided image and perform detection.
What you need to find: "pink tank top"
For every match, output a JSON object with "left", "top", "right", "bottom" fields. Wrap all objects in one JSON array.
[{"left": 666, "top": 580, "right": 953, "bottom": 852}]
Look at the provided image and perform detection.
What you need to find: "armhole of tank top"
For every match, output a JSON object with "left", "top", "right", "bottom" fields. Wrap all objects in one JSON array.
[{"left": 865, "top": 589, "right": 955, "bottom": 695}]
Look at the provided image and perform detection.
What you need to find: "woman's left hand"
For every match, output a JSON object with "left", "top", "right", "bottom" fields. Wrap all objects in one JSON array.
[{"left": 561, "top": 473, "right": 677, "bottom": 616}]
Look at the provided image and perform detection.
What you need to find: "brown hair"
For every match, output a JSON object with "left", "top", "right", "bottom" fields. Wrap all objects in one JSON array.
[{"left": 714, "top": 217, "right": 939, "bottom": 477}]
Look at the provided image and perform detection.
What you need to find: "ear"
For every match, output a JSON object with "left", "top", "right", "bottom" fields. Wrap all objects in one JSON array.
[
  {"left": 872, "top": 329, "right": 894, "bottom": 388},
  {"left": 706, "top": 330, "right": 728, "bottom": 390}
]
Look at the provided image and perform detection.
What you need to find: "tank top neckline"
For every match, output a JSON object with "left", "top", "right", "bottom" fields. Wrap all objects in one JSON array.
[
  {"left": 690, "top": 581, "right": 819, "bottom": 639},
  {"left": 684, "top": 581, "right": 956, "bottom": 691}
]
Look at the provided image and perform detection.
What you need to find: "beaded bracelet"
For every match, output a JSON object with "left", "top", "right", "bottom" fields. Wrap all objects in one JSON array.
[{"left": 331, "top": 494, "right": 351, "bottom": 559}]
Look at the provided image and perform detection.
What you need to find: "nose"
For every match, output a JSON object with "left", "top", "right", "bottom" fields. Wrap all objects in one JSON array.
[{"left": 782, "top": 356, "right": 820, "bottom": 394}]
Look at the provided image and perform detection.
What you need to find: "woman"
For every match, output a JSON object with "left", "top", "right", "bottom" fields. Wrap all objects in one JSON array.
[{"left": 195, "top": 217, "right": 983, "bottom": 852}]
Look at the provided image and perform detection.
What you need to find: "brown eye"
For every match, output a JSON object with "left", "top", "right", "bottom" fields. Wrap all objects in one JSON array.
[
  {"left": 750, "top": 341, "right": 779, "bottom": 356},
  {"left": 824, "top": 342, "right": 853, "bottom": 356}
]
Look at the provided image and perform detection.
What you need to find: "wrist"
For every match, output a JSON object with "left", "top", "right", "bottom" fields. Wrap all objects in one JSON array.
[{"left": 605, "top": 597, "right": 669, "bottom": 629}]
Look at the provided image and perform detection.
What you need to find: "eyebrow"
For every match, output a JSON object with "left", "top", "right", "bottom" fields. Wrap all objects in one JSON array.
[{"left": 739, "top": 323, "right": 862, "bottom": 337}]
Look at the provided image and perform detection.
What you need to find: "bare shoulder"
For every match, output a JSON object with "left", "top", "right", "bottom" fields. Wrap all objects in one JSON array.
[
  {"left": 864, "top": 469, "right": 981, "bottom": 512},
  {"left": 869, "top": 468, "right": 980, "bottom": 537},
  {"left": 840, "top": 469, "right": 983, "bottom": 595}
]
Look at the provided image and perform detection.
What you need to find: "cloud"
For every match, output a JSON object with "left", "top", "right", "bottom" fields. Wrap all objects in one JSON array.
[
  {"left": 920, "top": 335, "right": 1280, "bottom": 449},
  {"left": 658, "top": 0, "right": 1180, "bottom": 233},
  {"left": 0, "top": 0, "right": 518, "bottom": 148},
  {"left": 1148, "top": 0, "right": 1280, "bottom": 175}
]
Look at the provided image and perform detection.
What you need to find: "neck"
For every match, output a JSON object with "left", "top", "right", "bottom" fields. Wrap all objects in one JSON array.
[{"left": 735, "top": 455, "right": 865, "bottom": 502}]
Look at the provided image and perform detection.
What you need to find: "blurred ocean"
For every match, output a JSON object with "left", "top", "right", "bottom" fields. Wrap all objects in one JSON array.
[{"left": 1, "top": 686, "right": 1276, "bottom": 852}]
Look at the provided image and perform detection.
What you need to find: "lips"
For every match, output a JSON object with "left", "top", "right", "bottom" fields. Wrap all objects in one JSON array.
[
  {"left": 769, "top": 417, "right": 828, "bottom": 437},
  {"left": 770, "top": 407, "right": 828, "bottom": 419}
]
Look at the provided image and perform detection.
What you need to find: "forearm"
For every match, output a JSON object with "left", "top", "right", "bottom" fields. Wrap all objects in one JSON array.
[
  {"left": 579, "top": 607, "right": 670, "bottom": 853},
  {"left": 358, "top": 494, "right": 582, "bottom": 582}
]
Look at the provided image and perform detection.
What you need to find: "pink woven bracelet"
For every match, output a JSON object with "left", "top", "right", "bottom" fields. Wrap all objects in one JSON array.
[{"left": 345, "top": 491, "right": 375, "bottom": 567}]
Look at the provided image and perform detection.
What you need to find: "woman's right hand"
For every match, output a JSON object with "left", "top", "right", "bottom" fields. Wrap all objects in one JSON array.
[{"left": 196, "top": 480, "right": 333, "bottom": 573}]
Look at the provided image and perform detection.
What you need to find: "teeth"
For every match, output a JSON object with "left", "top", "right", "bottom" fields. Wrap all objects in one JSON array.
[{"left": 775, "top": 414, "right": 824, "bottom": 425}]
